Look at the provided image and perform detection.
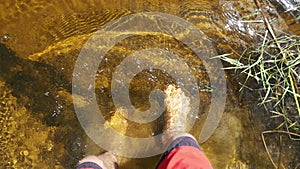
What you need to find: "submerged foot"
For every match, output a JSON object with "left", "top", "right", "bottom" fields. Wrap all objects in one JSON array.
[{"left": 162, "top": 85, "right": 195, "bottom": 144}]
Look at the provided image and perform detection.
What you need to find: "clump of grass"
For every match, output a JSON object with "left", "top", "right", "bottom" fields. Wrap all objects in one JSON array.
[
  {"left": 214, "top": 31, "right": 300, "bottom": 140},
  {"left": 214, "top": 0, "right": 300, "bottom": 140}
]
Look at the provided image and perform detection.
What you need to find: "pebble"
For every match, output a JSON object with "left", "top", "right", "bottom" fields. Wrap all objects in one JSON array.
[
  {"left": 20, "top": 150, "right": 29, "bottom": 156},
  {"left": 1, "top": 34, "right": 10, "bottom": 42}
]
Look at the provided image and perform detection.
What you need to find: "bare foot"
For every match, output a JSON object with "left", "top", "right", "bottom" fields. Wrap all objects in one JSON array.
[{"left": 162, "top": 85, "right": 195, "bottom": 144}]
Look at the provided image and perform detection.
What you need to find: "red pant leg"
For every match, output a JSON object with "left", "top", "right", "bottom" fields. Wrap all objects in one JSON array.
[{"left": 157, "top": 137, "right": 213, "bottom": 169}]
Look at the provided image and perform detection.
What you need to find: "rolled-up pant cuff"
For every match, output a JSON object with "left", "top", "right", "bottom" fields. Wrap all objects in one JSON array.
[
  {"left": 156, "top": 136, "right": 201, "bottom": 168},
  {"left": 76, "top": 162, "right": 103, "bottom": 169}
]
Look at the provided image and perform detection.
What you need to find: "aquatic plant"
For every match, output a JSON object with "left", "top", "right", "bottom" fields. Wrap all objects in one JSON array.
[{"left": 214, "top": 0, "right": 300, "bottom": 140}]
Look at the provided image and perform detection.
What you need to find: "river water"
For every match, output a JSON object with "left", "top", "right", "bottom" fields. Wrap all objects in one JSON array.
[{"left": 0, "top": 0, "right": 299, "bottom": 168}]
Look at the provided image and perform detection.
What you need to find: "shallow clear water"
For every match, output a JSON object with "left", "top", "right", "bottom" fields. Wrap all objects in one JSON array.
[{"left": 0, "top": 0, "right": 299, "bottom": 168}]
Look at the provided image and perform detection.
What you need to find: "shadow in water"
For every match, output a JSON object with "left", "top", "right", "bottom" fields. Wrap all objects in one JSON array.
[
  {"left": 0, "top": 44, "right": 88, "bottom": 168},
  {"left": 0, "top": 44, "right": 71, "bottom": 126}
]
